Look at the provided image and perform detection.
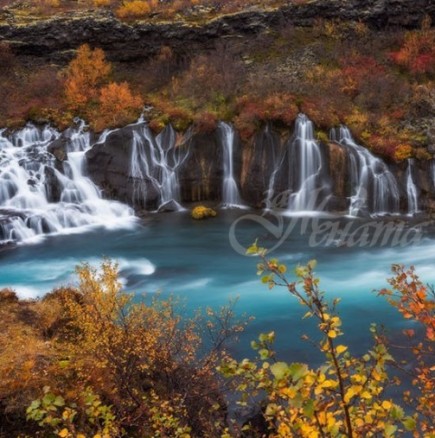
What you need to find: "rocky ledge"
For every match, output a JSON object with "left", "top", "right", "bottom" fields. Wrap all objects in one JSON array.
[{"left": 0, "top": 0, "right": 434, "bottom": 63}]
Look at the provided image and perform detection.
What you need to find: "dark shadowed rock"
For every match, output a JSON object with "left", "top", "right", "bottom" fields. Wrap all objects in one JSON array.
[
  {"left": 179, "top": 130, "right": 223, "bottom": 203},
  {"left": 1, "top": 0, "right": 433, "bottom": 63},
  {"left": 44, "top": 166, "right": 62, "bottom": 202},
  {"left": 47, "top": 137, "right": 68, "bottom": 163},
  {"left": 241, "top": 125, "right": 283, "bottom": 208}
]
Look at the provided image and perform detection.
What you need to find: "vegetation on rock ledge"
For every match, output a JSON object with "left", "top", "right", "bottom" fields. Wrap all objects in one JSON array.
[{"left": 1, "top": 14, "right": 434, "bottom": 162}]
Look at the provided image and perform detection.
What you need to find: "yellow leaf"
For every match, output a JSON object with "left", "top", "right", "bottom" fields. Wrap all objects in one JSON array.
[
  {"left": 336, "top": 345, "right": 347, "bottom": 354},
  {"left": 322, "top": 379, "right": 336, "bottom": 388},
  {"left": 382, "top": 400, "right": 392, "bottom": 410},
  {"left": 361, "top": 391, "right": 372, "bottom": 399},
  {"left": 328, "top": 330, "right": 337, "bottom": 338},
  {"left": 58, "top": 429, "right": 69, "bottom": 438},
  {"left": 344, "top": 388, "right": 355, "bottom": 403}
]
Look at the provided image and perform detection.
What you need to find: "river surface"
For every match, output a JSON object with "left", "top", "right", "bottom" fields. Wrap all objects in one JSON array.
[{"left": 0, "top": 210, "right": 433, "bottom": 363}]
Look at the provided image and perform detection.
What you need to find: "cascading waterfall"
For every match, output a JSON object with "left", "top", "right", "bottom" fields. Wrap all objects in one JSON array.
[
  {"left": 129, "top": 124, "right": 187, "bottom": 211},
  {"left": 331, "top": 126, "right": 401, "bottom": 216},
  {"left": 254, "top": 124, "right": 286, "bottom": 210},
  {"left": 0, "top": 122, "right": 135, "bottom": 245},
  {"left": 286, "top": 114, "right": 331, "bottom": 212},
  {"left": 431, "top": 160, "right": 435, "bottom": 190},
  {"left": 219, "top": 122, "right": 243, "bottom": 208},
  {"left": 406, "top": 159, "right": 419, "bottom": 215}
]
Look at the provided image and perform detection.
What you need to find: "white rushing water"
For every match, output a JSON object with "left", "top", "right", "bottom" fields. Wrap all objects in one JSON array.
[
  {"left": 286, "top": 114, "right": 330, "bottom": 213},
  {"left": 406, "top": 158, "right": 419, "bottom": 215},
  {"left": 219, "top": 122, "right": 244, "bottom": 208},
  {"left": 331, "top": 126, "right": 400, "bottom": 216},
  {"left": 129, "top": 124, "right": 188, "bottom": 211},
  {"left": 0, "top": 122, "right": 135, "bottom": 245}
]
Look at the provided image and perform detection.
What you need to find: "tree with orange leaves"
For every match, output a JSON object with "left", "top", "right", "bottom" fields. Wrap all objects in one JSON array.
[
  {"left": 379, "top": 265, "right": 435, "bottom": 436},
  {"left": 98, "top": 81, "right": 143, "bottom": 128},
  {"left": 64, "top": 44, "right": 111, "bottom": 113}
]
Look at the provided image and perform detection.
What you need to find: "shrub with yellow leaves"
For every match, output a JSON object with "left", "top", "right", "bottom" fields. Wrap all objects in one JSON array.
[
  {"left": 191, "top": 205, "right": 217, "bottom": 219},
  {"left": 219, "top": 242, "right": 422, "bottom": 437}
]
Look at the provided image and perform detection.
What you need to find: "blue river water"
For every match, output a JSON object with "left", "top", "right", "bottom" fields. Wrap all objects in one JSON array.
[{"left": 0, "top": 210, "right": 433, "bottom": 363}]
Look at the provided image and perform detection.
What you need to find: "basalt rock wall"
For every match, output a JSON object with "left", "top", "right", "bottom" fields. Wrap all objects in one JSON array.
[{"left": 1, "top": 0, "right": 433, "bottom": 63}]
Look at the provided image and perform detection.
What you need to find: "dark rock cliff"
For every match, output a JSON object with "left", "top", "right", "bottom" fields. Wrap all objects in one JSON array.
[
  {"left": 84, "top": 122, "right": 435, "bottom": 214},
  {"left": 1, "top": 0, "right": 433, "bottom": 63}
]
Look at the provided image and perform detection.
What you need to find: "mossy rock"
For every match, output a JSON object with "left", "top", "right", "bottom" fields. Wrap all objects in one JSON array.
[{"left": 191, "top": 205, "right": 217, "bottom": 220}]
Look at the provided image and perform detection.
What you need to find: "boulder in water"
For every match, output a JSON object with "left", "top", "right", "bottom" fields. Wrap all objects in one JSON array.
[{"left": 157, "top": 200, "right": 182, "bottom": 213}]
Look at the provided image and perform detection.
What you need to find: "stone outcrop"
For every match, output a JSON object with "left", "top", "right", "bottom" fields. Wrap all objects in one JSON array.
[
  {"left": 0, "top": 0, "right": 433, "bottom": 63},
  {"left": 84, "top": 122, "right": 435, "bottom": 214},
  {"left": 85, "top": 125, "right": 149, "bottom": 207},
  {"left": 179, "top": 130, "right": 223, "bottom": 204}
]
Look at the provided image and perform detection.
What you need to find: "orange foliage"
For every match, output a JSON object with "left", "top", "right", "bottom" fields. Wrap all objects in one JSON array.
[
  {"left": 193, "top": 111, "right": 218, "bottom": 134},
  {"left": 97, "top": 81, "right": 143, "bottom": 128},
  {"left": 234, "top": 94, "right": 298, "bottom": 140},
  {"left": 0, "top": 262, "right": 248, "bottom": 436},
  {"left": 394, "top": 144, "right": 413, "bottom": 161},
  {"left": 379, "top": 265, "right": 435, "bottom": 435},
  {"left": 389, "top": 24, "right": 435, "bottom": 75},
  {"left": 116, "top": 0, "right": 157, "bottom": 19},
  {"left": 93, "top": 0, "right": 112, "bottom": 6},
  {"left": 64, "top": 44, "right": 111, "bottom": 112},
  {"left": 300, "top": 97, "right": 342, "bottom": 129}
]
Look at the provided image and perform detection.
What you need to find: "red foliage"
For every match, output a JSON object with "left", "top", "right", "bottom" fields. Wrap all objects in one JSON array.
[
  {"left": 234, "top": 94, "right": 298, "bottom": 140},
  {"left": 389, "top": 30, "right": 435, "bottom": 75},
  {"left": 300, "top": 96, "right": 345, "bottom": 129},
  {"left": 367, "top": 134, "right": 398, "bottom": 161},
  {"left": 193, "top": 111, "right": 218, "bottom": 134}
]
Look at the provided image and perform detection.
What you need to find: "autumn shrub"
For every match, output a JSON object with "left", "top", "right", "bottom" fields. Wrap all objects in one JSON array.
[
  {"left": 95, "top": 81, "right": 143, "bottom": 129},
  {"left": 193, "top": 111, "right": 218, "bottom": 134},
  {"left": 234, "top": 94, "right": 299, "bottom": 140},
  {"left": 173, "top": 47, "right": 245, "bottom": 108},
  {"left": 148, "top": 117, "right": 167, "bottom": 134},
  {"left": 379, "top": 265, "right": 435, "bottom": 435},
  {"left": 26, "top": 387, "right": 121, "bottom": 438},
  {"left": 93, "top": 0, "right": 112, "bottom": 7},
  {"left": 116, "top": 0, "right": 156, "bottom": 19},
  {"left": 220, "top": 242, "right": 433, "bottom": 437},
  {"left": 149, "top": 97, "right": 194, "bottom": 132},
  {"left": 0, "top": 288, "right": 18, "bottom": 304},
  {"left": 366, "top": 134, "right": 398, "bottom": 161},
  {"left": 394, "top": 144, "right": 413, "bottom": 162},
  {"left": 64, "top": 44, "right": 111, "bottom": 113},
  {"left": 191, "top": 205, "right": 217, "bottom": 219},
  {"left": 414, "top": 147, "right": 432, "bottom": 161},
  {"left": 0, "top": 295, "right": 59, "bottom": 433},
  {"left": 300, "top": 97, "right": 342, "bottom": 129},
  {"left": 3, "top": 260, "right": 246, "bottom": 437},
  {"left": 389, "top": 21, "right": 435, "bottom": 76}
]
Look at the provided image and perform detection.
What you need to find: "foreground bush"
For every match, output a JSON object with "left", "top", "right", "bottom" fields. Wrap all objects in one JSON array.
[
  {"left": 219, "top": 243, "right": 434, "bottom": 437},
  {"left": 0, "top": 253, "right": 433, "bottom": 436},
  {"left": 0, "top": 261, "right": 245, "bottom": 437}
]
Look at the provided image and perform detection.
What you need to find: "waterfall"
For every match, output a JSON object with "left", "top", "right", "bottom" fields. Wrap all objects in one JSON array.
[
  {"left": 331, "top": 126, "right": 400, "bottom": 216},
  {"left": 431, "top": 160, "right": 435, "bottom": 190},
  {"left": 406, "top": 159, "right": 419, "bottom": 215},
  {"left": 219, "top": 122, "right": 243, "bottom": 208},
  {"left": 263, "top": 125, "right": 285, "bottom": 210},
  {"left": 0, "top": 123, "right": 135, "bottom": 245},
  {"left": 286, "top": 114, "right": 331, "bottom": 212},
  {"left": 129, "top": 124, "right": 187, "bottom": 211}
]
